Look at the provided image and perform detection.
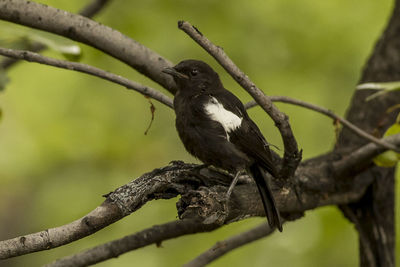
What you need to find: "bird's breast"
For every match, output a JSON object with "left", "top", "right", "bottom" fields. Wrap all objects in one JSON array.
[{"left": 203, "top": 96, "right": 243, "bottom": 134}]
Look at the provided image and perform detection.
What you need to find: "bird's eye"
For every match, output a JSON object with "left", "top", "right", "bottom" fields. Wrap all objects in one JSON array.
[{"left": 190, "top": 69, "right": 198, "bottom": 76}]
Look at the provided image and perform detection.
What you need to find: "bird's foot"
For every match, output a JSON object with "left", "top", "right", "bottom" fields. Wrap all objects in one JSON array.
[{"left": 208, "top": 166, "right": 233, "bottom": 177}]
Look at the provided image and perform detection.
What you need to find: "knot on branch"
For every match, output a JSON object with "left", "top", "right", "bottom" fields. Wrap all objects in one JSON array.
[{"left": 177, "top": 186, "right": 228, "bottom": 225}]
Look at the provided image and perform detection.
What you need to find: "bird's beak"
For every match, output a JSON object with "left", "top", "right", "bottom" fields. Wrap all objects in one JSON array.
[{"left": 162, "top": 67, "right": 189, "bottom": 79}]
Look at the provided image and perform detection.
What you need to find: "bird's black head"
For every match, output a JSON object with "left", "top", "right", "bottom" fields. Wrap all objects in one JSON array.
[{"left": 162, "top": 60, "right": 222, "bottom": 92}]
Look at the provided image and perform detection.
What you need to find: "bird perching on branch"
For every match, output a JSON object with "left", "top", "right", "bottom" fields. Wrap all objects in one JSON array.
[{"left": 163, "top": 60, "right": 282, "bottom": 231}]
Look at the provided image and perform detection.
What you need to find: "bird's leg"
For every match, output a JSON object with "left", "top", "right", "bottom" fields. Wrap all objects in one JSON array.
[
  {"left": 226, "top": 170, "right": 244, "bottom": 200},
  {"left": 208, "top": 165, "right": 233, "bottom": 177}
]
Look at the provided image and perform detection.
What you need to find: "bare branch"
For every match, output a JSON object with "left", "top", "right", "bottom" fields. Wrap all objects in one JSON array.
[
  {"left": 0, "top": 162, "right": 204, "bottom": 259},
  {"left": 3, "top": 127, "right": 396, "bottom": 260},
  {"left": 0, "top": 42, "right": 45, "bottom": 70},
  {"left": 0, "top": 47, "right": 173, "bottom": 108},
  {"left": 183, "top": 223, "right": 275, "bottom": 267},
  {"left": 0, "top": 0, "right": 111, "bottom": 70},
  {"left": 177, "top": 20, "right": 301, "bottom": 179},
  {"left": 333, "top": 134, "right": 400, "bottom": 176},
  {"left": 45, "top": 220, "right": 219, "bottom": 267},
  {"left": 0, "top": 200, "right": 123, "bottom": 259},
  {"left": 0, "top": 0, "right": 176, "bottom": 92},
  {"left": 246, "top": 96, "right": 400, "bottom": 152}
]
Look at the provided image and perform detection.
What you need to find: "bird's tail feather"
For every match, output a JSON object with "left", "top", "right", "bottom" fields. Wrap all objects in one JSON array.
[{"left": 249, "top": 164, "right": 283, "bottom": 232}]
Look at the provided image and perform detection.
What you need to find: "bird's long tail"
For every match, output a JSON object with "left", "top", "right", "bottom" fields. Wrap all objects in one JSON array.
[{"left": 249, "top": 164, "right": 283, "bottom": 232}]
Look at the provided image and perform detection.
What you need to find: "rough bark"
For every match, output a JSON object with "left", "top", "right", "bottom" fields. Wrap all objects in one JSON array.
[{"left": 336, "top": 2, "right": 400, "bottom": 266}]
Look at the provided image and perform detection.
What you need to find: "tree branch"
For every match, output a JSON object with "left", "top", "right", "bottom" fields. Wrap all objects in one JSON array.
[
  {"left": 333, "top": 134, "right": 400, "bottom": 176},
  {"left": 0, "top": 3, "right": 398, "bottom": 266},
  {"left": 0, "top": 161, "right": 204, "bottom": 259},
  {"left": 45, "top": 220, "right": 219, "bottom": 267},
  {"left": 183, "top": 223, "right": 275, "bottom": 267},
  {"left": 0, "top": 47, "right": 173, "bottom": 108},
  {"left": 0, "top": 200, "right": 123, "bottom": 259},
  {"left": 335, "top": 1, "right": 400, "bottom": 264},
  {"left": 0, "top": 0, "right": 111, "bottom": 70},
  {"left": 246, "top": 96, "right": 400, "bottom": 152},
  {"left": 177, "top": 20, "right": 302, "bottom": 179},
  {"left": 2, "top": 128, "right": 398, "bottom": 261},
  {"left": 0, "top": 0, "right": 176, "bottom": 93}
]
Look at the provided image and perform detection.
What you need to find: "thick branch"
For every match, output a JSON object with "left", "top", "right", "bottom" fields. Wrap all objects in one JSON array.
[
  {"left": 0, "top": 47, "right": 173, "bottom": 108},
  {"left": 43, "top": 131, "right": 400, "bottom": 266},
  {"left": 0, "top": 161, "right": 202, "bottom": 259},
  {"left": 0, "top": 200, "right": 123, "bottom": 259},
  {"left": 2, "top": 128, "right": 397, "bottom": 260},
  {"left": 0, "top": 0, "right": 176, "bottom": 92},
  {"left": 335, "top": 2, "right": 400, "bottom": 266},
  {"left": 177, "top": 20, "right": 301, "bottom": 179}
]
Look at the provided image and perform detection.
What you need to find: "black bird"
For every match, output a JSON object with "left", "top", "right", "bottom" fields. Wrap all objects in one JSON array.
[{"left": 163, "top": 60, "right": 282, "bottom": 231}]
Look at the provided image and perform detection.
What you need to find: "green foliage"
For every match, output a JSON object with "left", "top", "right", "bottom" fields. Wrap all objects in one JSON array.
[
  {"left": 0, "top": 0, "right": 397, "bottom": 266},
  {"left": 356, "top": 81, "right": 400, "bottom": 166},
  {"left": 373, "top": 113, "right": 400, "bottom": 167}
]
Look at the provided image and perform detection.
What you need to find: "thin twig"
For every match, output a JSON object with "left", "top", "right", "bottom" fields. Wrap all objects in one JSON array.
[
  {"left": 0, "top": 47, "right": 173, "bottom": 108},
  {"left": 0, "top": 43, "right": 45, "bottom": 70},
  {"left": 246, "top": 96, "right": 400, "bottom": 153},
  {"left": 183, "top": 223, "right": 275, "bottom": 267},
  {"left": 0, "top": 0, "right": 111, "bottom": 70},
  {"left": 178, "top": 21, "right": 301, "bottom": 179},
  {"left": 45, "top": 220, "right": 219, "bottom": 267},
  {"left": 333, "top": 134, "right": 400, "bottom": 176}
]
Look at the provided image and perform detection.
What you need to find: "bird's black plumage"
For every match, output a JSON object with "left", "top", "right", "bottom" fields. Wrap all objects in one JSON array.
[{"left": 163, "top": 59, "right": 282, "bottom": 231}]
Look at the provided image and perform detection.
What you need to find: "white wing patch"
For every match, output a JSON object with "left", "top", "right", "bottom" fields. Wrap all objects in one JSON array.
[{"left": 204, "top": 97, "right": 243, "bottom": 139}]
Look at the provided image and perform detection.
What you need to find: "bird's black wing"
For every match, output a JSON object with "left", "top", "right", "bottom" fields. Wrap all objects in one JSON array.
[
  {"left": 212, "top": 90, "right": 278, "bottom": 177},
  {"left": 212, "top": 89, "right": 282, "bottom": 230},
  {"left": 175, "top": 94, "right": 250, "bottom": 171}
]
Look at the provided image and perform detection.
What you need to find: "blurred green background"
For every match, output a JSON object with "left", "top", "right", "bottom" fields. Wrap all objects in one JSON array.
[{"left": 0, "top": 0, "right": 398, "bottom": 266}]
